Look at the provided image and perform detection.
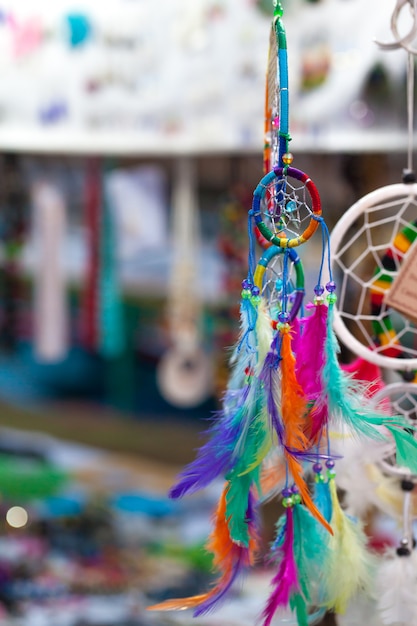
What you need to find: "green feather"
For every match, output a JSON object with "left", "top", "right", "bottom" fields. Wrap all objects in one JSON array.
[
  {"left": 292, "top": 503, "right": 329, "bottom": 604},
  {"left": 385, "top": 425, "right": 417, "bottom": 474},
  {"left": 225, "top": 470, "right": 256, "bottom": 546},
  {"left": 290, "top": 593, "right": 309, "bottom": 626}
]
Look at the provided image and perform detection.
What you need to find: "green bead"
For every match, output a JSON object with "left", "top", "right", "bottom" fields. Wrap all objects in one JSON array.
[
  {"left": 327, "top": 293, "right": 337, "bottom": 304},
  {"left": 282, "top": 496, "right": 293, "bottom": 508},
  {"left": 292, "top": 493, "right": 302, "bottom": 505},
  {"left": 250, "top": 295, "right": 261, "bottom": 306},
  {"left": 315, "top": 473, "right": 325, "bottom": 483},
  {"left": 241, "top": 288, "right": 251, "bottom": 299},
  {"left": 327, "top": 469, "right": 336, "bottom": 480},
  {"left": 273, "top": 2, "right": 284, "bottom": 17}
]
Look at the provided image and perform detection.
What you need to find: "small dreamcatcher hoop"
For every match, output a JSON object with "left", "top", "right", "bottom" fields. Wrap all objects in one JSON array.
[
  {"left": 330, "top": 182, "right": 417, "bottom": 371},
  {"left": 253, "top": 245, "right": 305, "bottom": 322},
  {"left": 252, "top": 166, "right": 322, "bottom": 249}
]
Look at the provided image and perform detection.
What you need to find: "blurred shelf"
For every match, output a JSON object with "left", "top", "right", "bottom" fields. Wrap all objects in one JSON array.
[{"left": 0, "top": 126, "right": 414, "bottom": 156}]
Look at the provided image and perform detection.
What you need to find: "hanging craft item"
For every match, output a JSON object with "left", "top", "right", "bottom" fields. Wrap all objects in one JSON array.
[
  {"left": 156, "top": 157, "right": 213, "bottom": 408},
  {"left": 149, "top": 2, "right": 417, "bottom": 625},
  {"left": 330, "top": 0, "right": 417, "bottom": 378},
  {"left": 31, "top": 180, "right": 68, "bottom": 362}
]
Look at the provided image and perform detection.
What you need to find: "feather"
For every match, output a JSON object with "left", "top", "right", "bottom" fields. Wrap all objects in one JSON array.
[
  {"left": 322, "top": 478, "right": 373, "bottom": 614},
  {"left": 314, "top": 480, "right": 333, "bottom": 524},
  {"left": 376, "top": 549, "right": 417, "bottom": 625},
  {"left": 262, "top": 507, "right": 300, "bottom": 626},
  {"left": 148, "top": 485, "right": 258, "bottom": 615},
  {"left": 281, "top": 330, "right": 310, "bottom": 452},
  {"left": 322, "top": 299, "right": 397, "bottom": 440},
  {"left": 169, "top": 388, "right": 249, "bottom": 498},
  {"left": 292, "top": 502, "right": 330, "bottom": 605},
  {"left": 225, "top": 470, "right": 257, "bottom": 546},
  {"left": 296, "top": 301, "right": 328, "bottom": 398},
  {"left": 385, "top": 424, "right": 417, "bottom": 475},
  {"left": 286, "top": 455, "right": 332, "bottom": 535}
]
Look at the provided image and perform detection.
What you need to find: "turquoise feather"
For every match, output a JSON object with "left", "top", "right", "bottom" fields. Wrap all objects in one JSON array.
[
  {"left": 292, "top": 503, "right": 329, "bottom": 605},
  {"left": 385, "top": 425, "right": 417, "bottom": 474},
  {"left": 290, "top": 593, "right": 308, "bottom": 626},
  {"left": 323, "top": 301, "right": 404, "bottom": 439},
  {"left": 225, "top": 470, "right": 257, "bottom": 546},
  {"left": 314, "top": 480, "right": 332, "bottom": 524}
]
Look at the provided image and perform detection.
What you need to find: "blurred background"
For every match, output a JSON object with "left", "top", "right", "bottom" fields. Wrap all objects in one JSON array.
[{"left": 0, "top": 0, "right": 412, "bottom": 624}]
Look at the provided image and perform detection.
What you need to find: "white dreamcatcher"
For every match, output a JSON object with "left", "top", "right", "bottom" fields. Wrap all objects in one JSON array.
[{"left": 330, "top": 2, "right": 417, "bottom": 624}]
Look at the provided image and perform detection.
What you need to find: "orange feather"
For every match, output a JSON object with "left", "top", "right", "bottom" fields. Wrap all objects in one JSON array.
[{"left": 280, "top": 330, "right": 309, "bottom": 452}]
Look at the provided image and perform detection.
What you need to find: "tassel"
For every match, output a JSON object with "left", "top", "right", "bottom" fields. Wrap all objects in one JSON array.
[
  {"left": 262, "top": 506, "right": 300, "bottom": 626},
  {"left": 148, "top": 485, "right": 258, "bottom": 615},
  {"left": 322, "top": 477, "right": 373, "bottom": 614},
  {"left": 375, "top": 549, "right": 417, "bottom": 625}
]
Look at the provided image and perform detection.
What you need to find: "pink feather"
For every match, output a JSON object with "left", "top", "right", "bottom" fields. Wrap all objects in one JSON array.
[
  {"left": 262, "top": 507, "right": 299, "bottom": 626},
  {"left": 295, "top": 301, "right": 329, "bottom": 441}
]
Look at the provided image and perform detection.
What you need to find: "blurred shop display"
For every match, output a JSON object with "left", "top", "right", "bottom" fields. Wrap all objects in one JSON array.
[
  {"left": 157, "top": 158, "right": 214, "bottom": 408},
  {"left": 0, "top": 0, "right": 410, "bottom": 155}
]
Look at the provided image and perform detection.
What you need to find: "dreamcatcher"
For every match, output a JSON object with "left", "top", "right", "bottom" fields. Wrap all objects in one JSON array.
[
  {"left": 328, "top": 2, "right": 417, "bottom": 624},
  {"left": 148, "top": 2, "right": 417, "bottom": 625}
]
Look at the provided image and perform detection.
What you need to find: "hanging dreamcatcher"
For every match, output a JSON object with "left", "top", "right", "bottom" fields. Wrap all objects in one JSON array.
[{"left": 148, "top": 2, "right": 417, "bottom": 625}]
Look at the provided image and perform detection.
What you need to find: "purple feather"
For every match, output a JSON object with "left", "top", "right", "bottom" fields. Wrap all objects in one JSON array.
[
  {"left": 260, "top": 352, "right": 285, "bottom": 446},
  {"left": 169, "top": 386, "right": 250, "bottom": 499},
  {"left": 262, "top": 507, "right": 299, "bottom": 626},
  {"left": 193, "top": 552, "right": 246, "bottom": 616}
]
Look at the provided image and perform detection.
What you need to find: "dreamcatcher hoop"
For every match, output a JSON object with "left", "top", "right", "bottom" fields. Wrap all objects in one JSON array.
[
  {"left": 254, "top": 245, "right": 304, "bottom": 322},
  {"left": 330, "top": 182, "right": 417, "bottom": 371},
  {"left": 253, "top": 166, "right": 322, "bottom": 249}
]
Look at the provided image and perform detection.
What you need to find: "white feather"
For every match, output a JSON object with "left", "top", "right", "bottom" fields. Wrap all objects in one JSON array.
[{"left": 376, "top": 550, "right": 417, "bottom": 625}]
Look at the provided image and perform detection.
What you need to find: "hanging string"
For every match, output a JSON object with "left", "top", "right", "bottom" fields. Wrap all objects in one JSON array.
[{"left": 406, "top": 51, "right": 415, "bottom": 175}]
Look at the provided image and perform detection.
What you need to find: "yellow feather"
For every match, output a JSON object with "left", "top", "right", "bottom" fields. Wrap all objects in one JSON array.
[{"left": 323, "top": 479, "right": 374, "bottom": 614}]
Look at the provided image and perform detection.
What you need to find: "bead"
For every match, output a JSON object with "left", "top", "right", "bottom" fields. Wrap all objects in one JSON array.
[
  {"left": 241, "top": 278, "right": 251, "bottom": 290},
  {"left": 282, "top": 496, "right": 293, "bottom": 508},
  {"left": 401, "top": 479, "right": 414, "bottom": 492},
  {"left": 315, "top": 473, "right": 325, "bottom": 483},
  {"left": 327, "top": 293, "right": 337, "bottom": 304},
  {"left": 312, "top": 463, "right": 322, "bottom": 474},
  {"left": 272, "top": 116, "right": 280, "bottom": 129},
  {"left": 278, "top": 322, "right": 290, "bottom": 333},
  {"left": 251, "top": 286, "right": 260, "bottom": 296},
  {"left": 326, "top": 281, "right": 336, "bottom": 293},
  {"left": 291, "top": 485, "right": 299, "bottom": 494},
  {"left": 241, "top": 288, "right": 251, "bottom": 299},
  {"left": 396, "top": 546, "right": 411, "bottom": 557},
  {"left": 282, "top": 487, "right": 292, "bottom": 498},
  {"left": 325, "top": 460, "right": 335, "bottom": 469},
  {"left": 282, "top": 152, "right": 294, "bottom": 165},
  {"left": 327, "top": 469, "right": 336, "bottom": 480},
  {"left": 250, "top": 295, "right": 261, "bottom": 306},
  {"left": 278, "top": 311, "right": 289, "bottom": 323},
  {"left": 314, "top": 285, "right": 324, "bottom": 296},
  {"left": 292, "top": 493, "right": 302, "bottom": 505},
  {"left": 273, "top": 3, "right": 284, "bottom": 18},
  {"left": 271, "top": 320, "right": 278, "bottom": 330}
]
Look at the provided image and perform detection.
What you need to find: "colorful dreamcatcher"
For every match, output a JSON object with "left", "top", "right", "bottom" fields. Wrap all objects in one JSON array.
[{"left": 148, "top": 2, "right": 417, "bottom": 625}]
